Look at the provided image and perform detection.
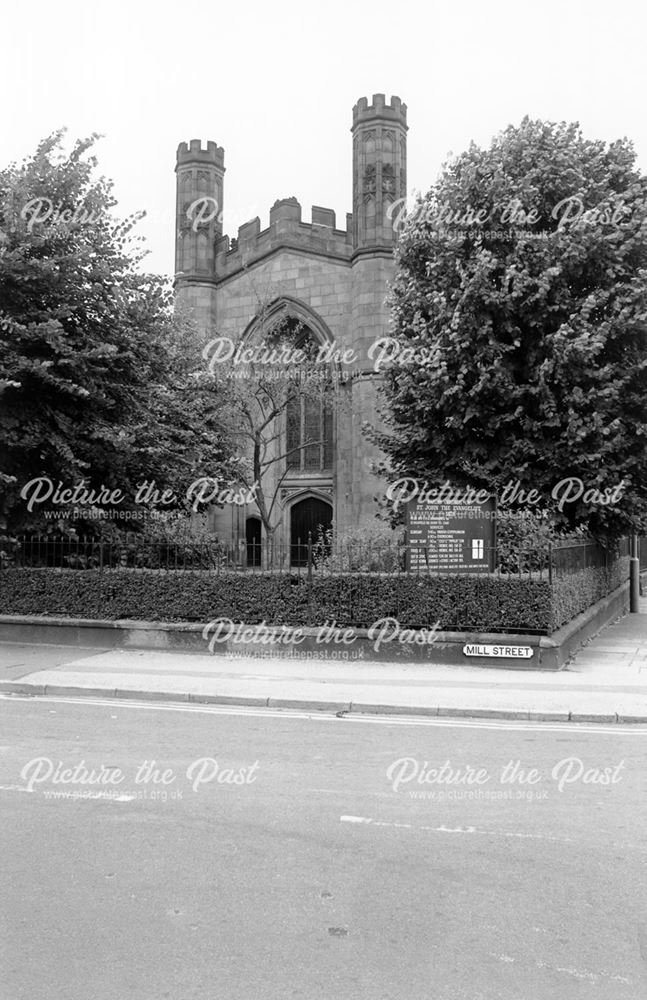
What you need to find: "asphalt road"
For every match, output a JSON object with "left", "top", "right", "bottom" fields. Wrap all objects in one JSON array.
[{"left": 1, "top": 695, "right": 646, "bottom": 1000}]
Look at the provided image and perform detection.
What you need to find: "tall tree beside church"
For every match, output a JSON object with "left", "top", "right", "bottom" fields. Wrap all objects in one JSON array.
[
  {"left": 374, "top": 118, "right": 647, "bottom": 536},
  {"left": 0, "top": 132, "right": 236, "bottom": 530}
]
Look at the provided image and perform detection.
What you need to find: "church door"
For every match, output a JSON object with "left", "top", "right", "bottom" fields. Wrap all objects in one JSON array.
[{"left": 290, "top": 498, "right": 332, "bottom": 566}]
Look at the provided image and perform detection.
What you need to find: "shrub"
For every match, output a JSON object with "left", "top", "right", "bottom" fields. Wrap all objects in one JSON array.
[
  {"left": 313, "top": 523, "right": 405, "bottom": 573},
  {"left": 495, "top": 512, "right": 588, "bottom": 574},
  {"left": 0, "top": 521, "right": 237, "bottom": 572},
  {"left": 550, "top": 556, "right": 629, "bottom": 631}
]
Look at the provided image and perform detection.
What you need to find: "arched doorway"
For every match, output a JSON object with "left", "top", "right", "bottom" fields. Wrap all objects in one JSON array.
[
  {"left": 290, "top": 497, "right": 333, "bottom": 566},
  {"left": 245, "top": 517, "right": 262, "bottom": 567}
]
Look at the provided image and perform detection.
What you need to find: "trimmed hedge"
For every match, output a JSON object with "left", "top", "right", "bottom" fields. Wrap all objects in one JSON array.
[
  {"left": 550, "top": 556, "right": 629, "bottom": 631},
  {"left": 0, "top": 567, "right": 551, "bottom": 632},
  {"left": 0, "top": 560, "right": 627, "bottom": 634}
]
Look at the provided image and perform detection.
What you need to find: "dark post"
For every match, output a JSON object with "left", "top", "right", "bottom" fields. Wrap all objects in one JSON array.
[
  {"left": 630, "top": 533, "right": 640, "bottom": 613},
  {"left": 307, "top": 531, "right": 313, "bottom": 624},
  {"left": 548, "top": 542, "right": 553, "bottom": 587}
]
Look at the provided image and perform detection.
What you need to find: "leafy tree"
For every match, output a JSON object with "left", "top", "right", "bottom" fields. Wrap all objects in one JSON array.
[
  {"left": 374, "top": 117, "right": 647, "bottom": 538},
  {"left": 0, "top": 131, "right": 236, "bottom": 531}
]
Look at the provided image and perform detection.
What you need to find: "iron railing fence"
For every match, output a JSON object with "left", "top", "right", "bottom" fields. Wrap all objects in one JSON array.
[
  {"left": 640, "top": 536, "right": 647, "bottom": 570},
  {"left": 0, "top": 533, "right": 634, "bottom": 636},
  {"left": 0, "top": 532, "right": 632, "bottom": 582}
]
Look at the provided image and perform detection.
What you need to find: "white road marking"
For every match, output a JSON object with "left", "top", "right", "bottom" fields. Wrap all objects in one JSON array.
[
  {"left": 340, "top": 814, "right": 579, "bottom": 844},
  {"left": 0, "top": 640, "right": 108, "bottom": 651},
  {"left": 490, "top": 952, "right": 629, "bottom": 984},
  {"left": 534, "top": 960, "right": 629, "bottom": 984},
  {"left": 311, "top": 788, "right": 393, "bottom": 798},
  {"left": 341, "top": 816, "right": 647, "bottom": 854},
  {"left": 1, "top": 694, "right": 646, "bottom": 736}
]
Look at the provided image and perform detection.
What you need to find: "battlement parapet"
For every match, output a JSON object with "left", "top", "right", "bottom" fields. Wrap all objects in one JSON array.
[
  {"left": 270, "top": 197, "right": 302, "bottom": 227},
  {"left": 311, "top": 206, "right": 336, "bottom": 228},
  {"left": 352, "top": 94, "right": 407, "bottom": 129},
  {"left": 238, "top": 217, "right": 262, "bottom": 244},
  {"left": 176, "top": 139, "right": 225, "bottom": 170},
  {"left": 214, "top": 201, "right": 353, "bottom": 279}
]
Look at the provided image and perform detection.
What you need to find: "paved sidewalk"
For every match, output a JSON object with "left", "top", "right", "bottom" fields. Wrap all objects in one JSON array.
[{"left": 1, "top": 601, "right": 646, "bottom": 723}]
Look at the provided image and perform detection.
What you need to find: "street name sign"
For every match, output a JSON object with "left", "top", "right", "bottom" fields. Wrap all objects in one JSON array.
[{"left": 463, "top": 644, "right": 534, "bottom": 659}]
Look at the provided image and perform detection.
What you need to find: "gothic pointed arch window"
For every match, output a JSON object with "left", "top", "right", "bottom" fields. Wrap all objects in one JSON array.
[
  {"left": 278, "top": 318, "right": 334, "bottom": 473},
  {"left": 286, "top": 383, "right": 334, "bottom": 471},
  {"left": 248, "top": 307, "right": 334, "bottom": 475}
]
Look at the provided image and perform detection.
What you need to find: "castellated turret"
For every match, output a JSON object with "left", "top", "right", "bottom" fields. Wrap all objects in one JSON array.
[
  {"left": 175, "top": 140, "right": 225, "bottom": 285},
  {"left": 351, "top": 93, "right": 408, "bottom": 256}
]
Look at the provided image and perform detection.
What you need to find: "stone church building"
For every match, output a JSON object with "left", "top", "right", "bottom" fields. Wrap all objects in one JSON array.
[{"left": 174, "top": 94, "right": 408, "bottom": 562}]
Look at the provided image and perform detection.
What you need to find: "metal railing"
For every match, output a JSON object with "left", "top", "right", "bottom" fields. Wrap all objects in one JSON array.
[
  {"left": 0, "top": 532, "right": 630, "bottom": 580},
  {"left": 0, "top": 532, "right": 633, "bottom": 636}
]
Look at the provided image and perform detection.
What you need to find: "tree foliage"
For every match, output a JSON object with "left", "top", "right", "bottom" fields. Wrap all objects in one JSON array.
[
  {"left": 375, "top": 117, "right": 647, "bottom": 536},
  {"left": 0, "top": 132, "right": 236, "bottom": 531}
]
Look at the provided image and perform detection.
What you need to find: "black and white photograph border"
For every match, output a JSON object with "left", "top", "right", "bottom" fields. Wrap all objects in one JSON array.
[{"left": 1, "top": 2, "right": 646, "bottom": 999}]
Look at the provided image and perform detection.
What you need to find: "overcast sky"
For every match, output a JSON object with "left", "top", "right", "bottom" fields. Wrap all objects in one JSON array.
[{"left": 3, "top": 0, "right": 646, "bottom": 276}]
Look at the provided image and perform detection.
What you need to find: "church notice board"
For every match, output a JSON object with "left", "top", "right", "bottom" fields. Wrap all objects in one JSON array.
[{"left": 405, "top": 498, "right": 496, "bottom": 573}]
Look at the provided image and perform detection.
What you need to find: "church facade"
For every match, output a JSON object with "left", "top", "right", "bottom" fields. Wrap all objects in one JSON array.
[{"left": 174, "top": 94, "right": 408, "bottom": 560}]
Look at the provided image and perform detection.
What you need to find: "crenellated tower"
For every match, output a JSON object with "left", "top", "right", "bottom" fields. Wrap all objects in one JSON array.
[
  {"left": 174, "top": 139, "right": 225, "bottom": 330},
  {"left": 346, "top": 94, "right": 408, "bottom": 528},
  {"left": 351, "top": 94, "right": 407, "bottom": 256}
]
